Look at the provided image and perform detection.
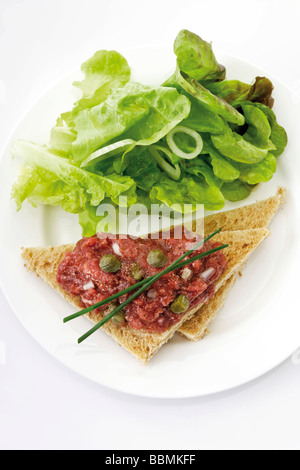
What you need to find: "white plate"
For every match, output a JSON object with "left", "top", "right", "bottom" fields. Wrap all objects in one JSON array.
[{"left": 0, "top": 46, "right": 300, "bottom": 399}]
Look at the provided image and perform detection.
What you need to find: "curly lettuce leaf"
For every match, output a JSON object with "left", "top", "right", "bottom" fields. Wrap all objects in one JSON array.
[
  {"left": 183, "top": 158, "right": 223, "bottom": 188},
  {"left": 50, "top": 118, "right": 77, "bottom": 157},
  {"left": 11, "top": 166, "right": 40, "bottom": 211},
  {"left": 123, "top": 149, "right": 162, "bottom": 191},
  {"left": 211, "top": 103, "right": 277, "bottom": 164},
  {"left": 50, "top": 51, "right": 131, "bottom": 156},
  {"left": 205, "top": 76, "right": 274, "bottom": 108},
  {"left": 243, "top": 101, "right": 288, "bottom": 157},
  {"left": 11, "top": 141, "right": 136, "bottom": 216},
  {"left": 72, "top": 82, "right": 191, "bottom": 162},
  {"left": 161, "top": 82, "right": 226, "bottom": 134},
  {"left": 202, "top": 136, "right": 240, "bottom": 182},
  {"left": 180, "top": 94, "right": 226, "bottom": 134},
  {"left": 150, "top": 173, "right": 225, "bottom": 212},
  {"left": 72, "top": 50, "right": 131, "bottom": 115},
  {"left": 173, "top": 29, "right": 226, "bottom": 82},
  {"left": 164, "top": 65, "right": 245, "bottom": 126},
  {"left": 203, "top": 103, "right": 279, "bottom": 187},
  {"left": 11, "top": 31, "right": 288, "bottom": 234},
  {"left": 241, "top": 103, "right": 276, "bottom": 150},
  {"left": 211, "top": 129, "right": 269, "bottom": 164},
  {"left": 237, "top": 76, "right": 274, "bottom": 108},
  {"left": 78, "top": 204, "right": 102, "bottom": 237}
]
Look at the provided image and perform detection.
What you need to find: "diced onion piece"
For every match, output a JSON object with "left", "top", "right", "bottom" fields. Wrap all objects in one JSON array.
[
  {"left": 181, "top": 267, "right": 193, "bottom": 281},
  {"left": 166, "top": 126, "right": 203, "bottom": 160},
  {"left": 112, "top": 243, "right": 122, "bottom": 256},
  {"left": 149, "top": 145, "right": 181, "bottom": 181},
  {"left": 83, "top": 281, "right": 94, "bottom": 291},
  {"left": 147, "top": 289, "right": 157, "bottom": 300},
  {"left": 200, "top": 267, "right": 216, "bottom": 282},
  {"left": 103, "top": 307, "right": 112, "bottom": 317}
]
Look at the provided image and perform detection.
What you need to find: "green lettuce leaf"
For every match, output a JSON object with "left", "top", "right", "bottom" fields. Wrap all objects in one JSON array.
[
  {"left": 11, "top": 31, "right": 288, "bottom": 235},
  {"left": 72, "top": 82, "right": 191, "bottom": 163},
  {"left": 180, "top": 94, "right": 226, "bottom": 134},
  {"left": 221, "top": 180, "right": 252, "bottom": 202},
  {"left": 50, "top": 50, "right": 131, "bottom": 156},
  {"left": 164, "top": 65, "right": 245, "bottom": 126},
  {"left": 49, "top": 118, "right": 77, "bottom": 157},
  {"left": 78, "top": 205, "right": 102, "bottom": 237},
  {"left": 211, "top": 129, "right": 269, "bottom": 164},
  {"left": 173, "top": 29, "right": 226, "bottom": 82},
  {"left": 205, "top": 76, "right": 274, "bottom": 108},
  {"left": 183, "top": 158, "right": 223, "bottom": 188},
  {"left": 211, "top": 103, "right": 277, "bottom": 164},
  {"left": 72, "top": 50, "right": 131, "bottom": 115},
  {"left": 241, "top": 103, "right": 276, "bottom": 150},
  {"left": 11, "top": 166, "right": 41, "bottom": 211},
  {"left": 124, "top": 149, "right": 162, "bottom": 191},
  {"left": 243, "top": 101, "right": 288, "bottom": 157},
  {"left": 160, "top": 81, "right": 226, "bottom": 133},
  {"left": 234, "top": 154, "right": 277, "bottom": 185},
  {"left": 11, "top": 141, "right": 136, "bottom": 216},
  {"left": 150, "top": 173, "right": 225, "bottom": 211},
  {"left": 201, "top": 136, "right": 240, "bottom": 181}
]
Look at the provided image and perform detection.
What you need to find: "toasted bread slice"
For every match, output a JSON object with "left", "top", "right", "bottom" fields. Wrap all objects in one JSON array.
[
  {"left": 21, "top": 228, "right": 269, "bottom": 363},
  {"left": 178, "top": 274, "right": 238, "bottom": 341},
  {"left": 204, "top": 187, "right": 286, "bottom": 236},
  {"left": 178, "top": 188, "right": 286, "bottom": 341}
]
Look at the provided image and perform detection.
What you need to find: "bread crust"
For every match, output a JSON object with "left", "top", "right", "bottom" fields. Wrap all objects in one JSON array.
[{"left": 204, "top": 188, "right": 286, "bottom": 236}]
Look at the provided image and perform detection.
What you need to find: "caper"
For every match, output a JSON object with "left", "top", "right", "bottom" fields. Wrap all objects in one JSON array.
[
  {"left": 130, "top": 263, "right": 144, "bottom": 281},
  {"left": 99, "top": 254, "right": 122, "bottom": 273},
  {"left": 170, "top": 294, "right": 189, "bottom": 314},
  {"left": 112, "top": 311, "right": 126, "bottom": 325},
  {"left": 147, "top": 249, "right": 168, "bottom": 268}
]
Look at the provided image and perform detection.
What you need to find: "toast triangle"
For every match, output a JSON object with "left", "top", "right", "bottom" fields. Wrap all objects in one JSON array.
[
  {"left": 204, "top": 187, "right": 286, "bottom": 236},
  {"left": 178, "top": 188, "right": 286, "bottom": 341},
  {"left": 21, "top": 228, "right": 269, "bottom": 363},
  {"left": 178, "top": 274, "right": 238, "bottom": 341}
]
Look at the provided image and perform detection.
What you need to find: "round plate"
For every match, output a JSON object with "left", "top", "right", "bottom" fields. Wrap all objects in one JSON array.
[{"left": 0, "top": 46, "right": 299, "bottom": 399}]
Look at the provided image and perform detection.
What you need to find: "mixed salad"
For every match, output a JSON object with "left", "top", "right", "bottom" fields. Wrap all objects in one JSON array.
[{"left": 11, "top": 29, "right": 287, "bottom": 236}]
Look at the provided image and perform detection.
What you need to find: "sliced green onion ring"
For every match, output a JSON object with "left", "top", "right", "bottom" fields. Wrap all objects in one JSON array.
[
  {"left": 150, "top": 145, "right": 181, "bottom": 181},
  {"left": 166, "top": 126, "right": 203, "bottom": 160}
]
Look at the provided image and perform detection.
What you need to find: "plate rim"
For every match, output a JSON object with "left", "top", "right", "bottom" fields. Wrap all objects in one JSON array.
[{"left": 1, "top": 45, "right": 300, "bottom": 399}]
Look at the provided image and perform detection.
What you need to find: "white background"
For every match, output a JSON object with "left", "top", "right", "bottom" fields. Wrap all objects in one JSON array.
[{"left": 0, "top": 0, "right": 300, "bottom": 451}]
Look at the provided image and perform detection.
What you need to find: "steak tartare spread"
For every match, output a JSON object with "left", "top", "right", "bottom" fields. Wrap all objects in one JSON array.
[{"left": 57, "top": 232, "right": 227, "bottom": 333}]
